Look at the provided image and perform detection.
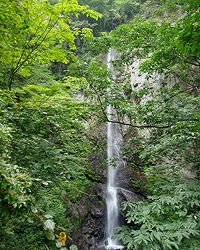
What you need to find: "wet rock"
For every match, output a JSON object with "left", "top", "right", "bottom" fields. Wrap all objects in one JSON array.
[
  {"left": 71, "top": 128, "right": 146, "bottom": 249},
  {"left": 71, "top": 183, "right": 106, "bottom": 250},
  {"left": 118, "top": 188, "right": 145, "bottom": 203},
  {"left": 71, "top": 165, "right": 146, "bottom": 249}
]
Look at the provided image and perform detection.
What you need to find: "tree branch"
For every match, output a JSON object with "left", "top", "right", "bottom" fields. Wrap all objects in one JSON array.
[
  {"left": 8, "top": 16, "right": 58, "bottom": 90},
  {"left": 107, "top": 118, "right": 172, "bottom": 129},
  {"left": 90, "top": 84, "right": 110, "bottom": 122},
  {"left": 91, "top": 86, "right": 172, "bottom": 128}
]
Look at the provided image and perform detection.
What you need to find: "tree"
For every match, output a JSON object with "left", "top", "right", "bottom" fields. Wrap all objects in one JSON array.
[
  {"left": 116, "top": 181, "right": 200, "bottom": 250},
  {"left": 110, "top": 0, "right": 200, "bottom": 75},
  {"left": 0, "top": 0, "right": 101, "bottom": 89},
  {"left": 0, "top": 79, "right": 93, "bottom": 249},
  {"left": 0, "top": 1, "right": 101, "bottom": 248}
]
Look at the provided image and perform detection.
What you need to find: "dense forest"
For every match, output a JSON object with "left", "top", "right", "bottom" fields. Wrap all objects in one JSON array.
[{"left": 0, "top": 0, "right": 199, "bottom": 249}]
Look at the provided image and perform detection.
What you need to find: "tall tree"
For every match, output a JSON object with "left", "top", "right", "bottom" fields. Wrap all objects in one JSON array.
[{"left": 0, "top": 0, "right": 101, "bottom": 89}]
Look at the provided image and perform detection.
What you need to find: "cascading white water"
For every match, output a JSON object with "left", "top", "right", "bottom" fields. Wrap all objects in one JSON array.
[{"left": 105, "top": 49, "right": 124, "bottom": 250}]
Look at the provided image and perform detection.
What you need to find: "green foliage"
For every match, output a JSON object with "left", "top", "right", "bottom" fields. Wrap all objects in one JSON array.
[
  {"left": 78, "top": 0, "right": 144, "bottom": 34},
  {"left": 110, "top": 0, "right": 200, "bottom": 75},
  {"left": 69, "top": 245, "right": 78, "bottom": 250},
  {"left": 0, "top": 161, "right": 32, "bottom": 210},
  {"left": 0, "top": 0, "right": 199, "bottom": 249},
  {"left": 116, "top": 181, "right": 200, "bottom": 250},
  {"left": 0, "top": 0, "right": 101, "bottom": 89},
  {"left": 0, "top": 78, "right": 93, "bottom": 249}
]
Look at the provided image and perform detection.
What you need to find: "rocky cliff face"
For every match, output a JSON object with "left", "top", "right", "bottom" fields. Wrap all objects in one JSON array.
[
  {"left": 70, "top": 56, "right": 150, "bottom": 249},
  {"left": 72, "top": 182, "right": 106, "bottom": 250}
]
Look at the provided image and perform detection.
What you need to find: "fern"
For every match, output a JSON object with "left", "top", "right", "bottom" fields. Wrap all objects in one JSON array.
[{"left": 116, "top": 181, "right": 200, "bottom": 250}]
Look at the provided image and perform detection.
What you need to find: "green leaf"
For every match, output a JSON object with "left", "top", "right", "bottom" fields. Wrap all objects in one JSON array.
[
  {"left": 46, "top": 230, "right": 55, "bottom": 241},
  {"left": 44, "top": 214, "right": 53, "bottom": 219},
  {"left": 31, "top": 206, "right": 38, "bottom": 214},
  {"left": 44, "top": 219, "right": 55, "bottom": 231},
  {"left": 69, "top": 245, "right": 78, "bottom": 250},
  {"left": 27, "top": 218, "right": 34, "bottom": 224}
]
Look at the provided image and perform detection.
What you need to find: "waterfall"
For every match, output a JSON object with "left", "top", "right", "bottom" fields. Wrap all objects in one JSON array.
[{"left": 104, "top": 48, "right": 124, "bottom": 250}]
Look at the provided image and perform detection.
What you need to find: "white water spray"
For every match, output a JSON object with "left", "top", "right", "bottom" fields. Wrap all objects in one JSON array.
[{"left": 105, "top": 49, "right": 124, "bottom": 250}]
